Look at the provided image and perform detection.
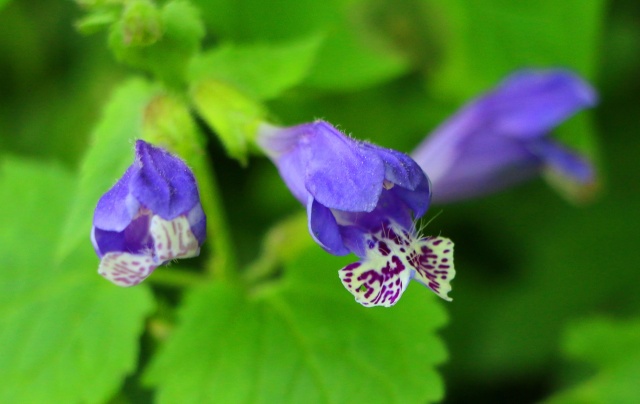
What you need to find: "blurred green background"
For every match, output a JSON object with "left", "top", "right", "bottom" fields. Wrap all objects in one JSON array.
[{"left": 1, "top": 0, "right": 639, "bottom": 403}]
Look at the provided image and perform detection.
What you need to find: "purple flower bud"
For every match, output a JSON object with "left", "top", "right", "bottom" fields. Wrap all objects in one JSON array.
[
  {"left": 258, "top": 120, "right": 455, "bottom": 306},
  {"left": 91, "top": 140, "right": 206, "bottom": 286},
  {"left": 412, "top": 69, "right": 598, "bottom": 204}
]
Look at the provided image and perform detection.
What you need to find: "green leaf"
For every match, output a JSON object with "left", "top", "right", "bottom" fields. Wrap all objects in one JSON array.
[
  {"left": 145, "top": 247, "right": 448, "bottom": 403},
  {"left": 303, "top": 23, "right": 409, "bottom": 91},
  {"left": 192, "top": 0, "right": 410, "bottom": 91},
  {"left": 0, "top": 158, "right": 154, "bottom": 403},
  {"left": 56, "top": 78, "right": 159, "bottom": 263},
  {"left": 109, "top": 0, "right": 205, "bottom": 86},
  {"left": 192, "top": 0, "right": 334, "bottom": 41},
  {"left": 189, "top": 37, "right": 322, "bottom": 163},
  {"left": 190, "top": 79, "right": 267, "bottom": 164},
  {"left": 545, "top": 317, "right": 640, "bottom": 404},
  {"left": 189, "top": 36, "right": 323, "bottom": 100},
  {"left": 75, "top": 9, "right": 119, "bottom": 36}
]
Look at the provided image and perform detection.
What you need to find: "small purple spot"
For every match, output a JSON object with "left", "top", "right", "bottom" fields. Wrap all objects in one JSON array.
[
  {"left": 378, "top": 241, "right": 391, "bottom": 256},
  {"left": 344, "top": 262, "right": 361, "bottom": 271}
]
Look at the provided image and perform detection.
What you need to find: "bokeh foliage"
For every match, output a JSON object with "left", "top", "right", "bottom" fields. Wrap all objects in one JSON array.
[{"left": 1, "top": 0, "right": 639, "bottom": 403}]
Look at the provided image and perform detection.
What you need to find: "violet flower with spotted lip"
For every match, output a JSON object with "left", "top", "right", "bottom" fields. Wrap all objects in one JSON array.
[
  {"left": 91, "top": 140, "right": 206, "bottom": 286},
  {"left": 412, "top": 69, "right": 597, "bottom": 204},
  {"left": 257, "top": 120, "right": 455, "bottom": 307}
]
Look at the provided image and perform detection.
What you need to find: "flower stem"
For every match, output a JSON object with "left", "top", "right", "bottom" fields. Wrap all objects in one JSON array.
[
  {"left": 242, "top": 254, "right": 277, "bottom": 285},
  {"left": 177, "top": 143, "right": 238, "bottom": 279},
  {"left": 242, "top": 212, "right": 311, "bottom": 285},
  {"left": 196, "top": 155, "right": 238, "bottom": 280},
  {"left": 141, "top": 92, "right": 238, "bottom": 281}
]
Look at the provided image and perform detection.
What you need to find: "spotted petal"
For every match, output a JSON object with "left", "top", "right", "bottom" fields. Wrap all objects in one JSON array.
[
  {"left": 98, "top": 252, "right": 158, "bottom": 287},
  {"left": 339, "top": 221, "right": 415, "bottom": 307},
  {"left": 98, "top": 215, "right": 199, "bottom": 287},
  {"left": 150, "top": 215, "right": 200, "bottom": 262},
  {"left": 412, "top": 237, "right": 455, "bottom": 301},
  {"left": 339, "top": 221, "right": 455, "bottom": 307},
  {"left": 339, "top": 257, "right": 413, "bottom": 308}
]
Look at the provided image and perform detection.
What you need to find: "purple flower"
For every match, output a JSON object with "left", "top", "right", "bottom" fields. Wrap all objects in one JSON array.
[
  {"left": 412, "top": 69, "right": 598, "bottom": 204},
  {"left": 91, "top": 140, "right": 206, "bottom": 286},
  {"left": 258, "top": 120, "right": 455, "bottom": 306}
]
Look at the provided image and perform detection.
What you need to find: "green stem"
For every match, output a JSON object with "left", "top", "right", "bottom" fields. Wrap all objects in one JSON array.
[
  {"left": 143, "top": 93, "right": 237, "bottom": 279},
  {"left": 141, "top": 92, "right": 238, "bottom": 281},
  {"left": 242, "top": 212, "right": 311, "bottom": 285},
  {"left": 242, "top": 254, "right": 277, "bottom": 285},
  {"left": 195, "top": 155, "right": 238, "bottom": 280}
]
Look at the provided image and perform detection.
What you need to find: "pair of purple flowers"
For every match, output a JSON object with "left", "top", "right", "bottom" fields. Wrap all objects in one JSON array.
[{"left": 92, "top": 69, "right": 597, "bottom": 306}]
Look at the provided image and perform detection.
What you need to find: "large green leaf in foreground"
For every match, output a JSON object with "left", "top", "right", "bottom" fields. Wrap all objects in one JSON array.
[
  {"left": 146, "top": 247, "right": 448, "bottom": 403},
  {"left": 0, "top": 158, "right": 154, "bottom": 403}
]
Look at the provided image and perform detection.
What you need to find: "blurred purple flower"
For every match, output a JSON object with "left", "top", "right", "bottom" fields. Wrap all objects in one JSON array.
[
  {"left": 91, "top": 140, "right": 206, "bottom": 286},
  {"left": 412, "top": 69, "right": 597, "bottom": 204},
  {"left": 258, "top": 120, "right": 455, "bottom": 306}
]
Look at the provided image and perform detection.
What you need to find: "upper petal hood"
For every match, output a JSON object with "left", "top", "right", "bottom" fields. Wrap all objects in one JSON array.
[
  {"left": 258, "top": 120, "right": 432, "bottom": 257},
  {"left": 131, "top": 140, "right": 202, "bottom": 220},
  {"left": 259, "top": 121, "right": 386, "bottom": 212},
  {"left": 93, "top": 166, "right": 140, "bottom": 232},
  {"left": 305, "top": 122, "right": 386, "bottom": 212}
]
